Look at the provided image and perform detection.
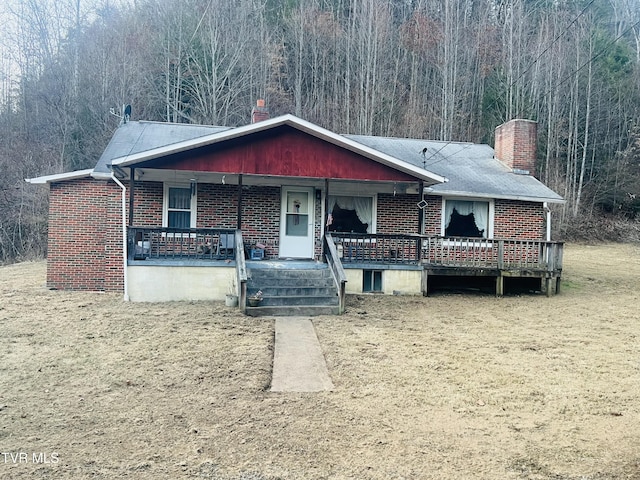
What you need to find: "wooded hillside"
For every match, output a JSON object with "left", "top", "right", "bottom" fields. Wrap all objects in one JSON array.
[{"left": 1, "top": 0, "right": 639, "bottom": 262}]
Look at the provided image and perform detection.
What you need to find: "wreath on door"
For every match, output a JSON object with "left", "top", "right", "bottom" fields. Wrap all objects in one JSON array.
[{"left": 293, "top": 200, "right": 301, "bottom": 225}]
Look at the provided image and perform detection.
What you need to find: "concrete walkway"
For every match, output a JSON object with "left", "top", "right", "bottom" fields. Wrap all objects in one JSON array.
[{"left": 270, "top": 317, "right": 334, "bottom": 392}]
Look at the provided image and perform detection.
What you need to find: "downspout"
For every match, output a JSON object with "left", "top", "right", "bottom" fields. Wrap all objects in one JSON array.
[
  {"left": 237, "top": 174, "right": 243, "bottom": 230},
  {"left": 111, "top": 173, "right": 130, "bottom": 301},
  {"left": 544, "top": 202, "right": 551, "bottom": 242}
]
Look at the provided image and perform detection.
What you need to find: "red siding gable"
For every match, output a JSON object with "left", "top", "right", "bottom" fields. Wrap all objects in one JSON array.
[{"left": 136, "top": 126, "right": 418, "bottom": 182}]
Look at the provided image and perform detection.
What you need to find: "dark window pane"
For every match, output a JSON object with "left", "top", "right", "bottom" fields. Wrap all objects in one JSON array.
[
  {"left": 373, "top": 271, "right": 382, "bottom": 291},
  {"left": 168, "top": 211, "right": 190, "bottom": 229},
  {"left": 285, "top": 214, "right": 308, "bottom": 236},
  {"left": 363, "top": 270, "right": 382, "bottom": 292},
  {"left": 169, "top": 188, "right": 191, "bottom": 209}
]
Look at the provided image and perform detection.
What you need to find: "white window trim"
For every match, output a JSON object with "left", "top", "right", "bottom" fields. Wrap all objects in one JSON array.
[
  {"left": 440, "top": 197, "right": 494, "bottom": 240},
  {"left": 162, "top": 183, "right": 197, "bottom": 229}
]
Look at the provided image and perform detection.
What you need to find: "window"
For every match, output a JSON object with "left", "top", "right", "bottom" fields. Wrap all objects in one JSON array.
[
  {"left": 326, "top": 195, "right": 375, "bottom": 233},
  {"left": 363, "top": 270, "right": 382, "bottom": 292},
  {"left": 163, "top": 184, "right": 196, "bottom": 229},
  {"left": 442, "top": 199, "right": 492, "bottom": 238},
  {"left": 285, "top": 191, "right": 309, "bottom": 237}
]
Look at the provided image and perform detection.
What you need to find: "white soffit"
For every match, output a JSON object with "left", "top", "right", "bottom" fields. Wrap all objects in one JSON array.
[{"left": 26, "top": 169, "right": 94, "bottom": 184}]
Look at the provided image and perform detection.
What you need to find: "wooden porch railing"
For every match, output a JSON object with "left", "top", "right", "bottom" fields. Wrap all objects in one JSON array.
[
  {"left": 329, "top": 233, "right": 423, "bottom": 265},
  {"left": 127, "top": 227, "right": 238, "bottom": 261},
  {"left": 424, "top": 237, "right": 564, "bottom": 271},
  {"left": 233, "top": 230, "right": 248, "bottom": 312},
  {"left": 324, "top": 233, "right": 348, "bottom": 314},
  {"left": 330, "top": 233, "right": 563, "bottom": 272},
  {"left": 128, "top": 226, "right": 247, "bottom": 310}
]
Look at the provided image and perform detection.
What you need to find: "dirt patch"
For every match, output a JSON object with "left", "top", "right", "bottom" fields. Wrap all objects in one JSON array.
[{"left": 1, "top": 244, "right": 640, "bottom": 479}]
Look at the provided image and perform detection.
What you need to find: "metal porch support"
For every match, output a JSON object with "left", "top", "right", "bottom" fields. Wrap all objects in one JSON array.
[
  {"left": 128, "top": 167, "right": 135, "bottom": 226},
  {"left": 418, "top": 180, "right": 424, "bottom": 234},
  {"left": 237, "top": 174, "right": 243, "bottom": 230},
  {"left": 324, "top": 178, "right": 329, "bottom": 233}
]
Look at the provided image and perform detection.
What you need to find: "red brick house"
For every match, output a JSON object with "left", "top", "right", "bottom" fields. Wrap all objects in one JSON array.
[{"left": 28, "top": 105, "right": 564, "bottom": 314}]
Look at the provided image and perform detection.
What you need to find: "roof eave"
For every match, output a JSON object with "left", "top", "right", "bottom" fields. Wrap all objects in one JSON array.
[
  {"left": 427, "top": 189, "right": 565, "bottom": 204},
  {"left": 25, "top": 168, "right": 95, "bottom": 185}
]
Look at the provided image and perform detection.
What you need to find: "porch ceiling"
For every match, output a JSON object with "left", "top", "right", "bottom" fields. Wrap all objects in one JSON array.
[{"left": 131, "top": 169, "right": 416, "bottom": 195}]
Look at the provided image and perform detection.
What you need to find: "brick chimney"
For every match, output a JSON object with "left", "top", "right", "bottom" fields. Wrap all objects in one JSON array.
[
  {"left": 251, "top": 99, "right": 269, "bottom": 123},
  {"left": 494, "top": 119, "right": 537, "bottom": 177}
]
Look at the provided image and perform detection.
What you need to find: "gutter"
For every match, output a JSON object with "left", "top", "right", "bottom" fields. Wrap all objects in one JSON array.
[
  {"left": 544, "top": 202, "right": 551, "bottom": 241},
  {"left": 25, "top": 168, "right": 94, "bottom": 184},
  {"left": 425, "top": 188, "right": 565, "bottom": 205},
  {"left": 109, "top": 172, "right": 130, "bottom": 301}
]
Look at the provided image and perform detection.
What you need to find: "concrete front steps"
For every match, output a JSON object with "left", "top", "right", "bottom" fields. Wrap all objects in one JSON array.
[{"left": 245, "top": 261, "right": 340, "bottom": 317}]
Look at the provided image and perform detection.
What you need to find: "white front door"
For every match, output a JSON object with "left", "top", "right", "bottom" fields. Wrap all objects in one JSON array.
[{"left": 279, "top": 187, "right": 315, "bottom": 258}]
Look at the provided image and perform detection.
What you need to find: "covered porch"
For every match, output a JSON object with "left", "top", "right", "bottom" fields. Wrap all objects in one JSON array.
[{"left": 125, "top": 227, "right": 563, "bottom": 303}]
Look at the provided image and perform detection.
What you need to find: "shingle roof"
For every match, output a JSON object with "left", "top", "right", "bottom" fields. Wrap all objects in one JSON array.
[
  {"left": 347, "top": 135, "right": 564, "bottom": 203},
  {"left": 89, "top": 117, "right": 562, "bottom": 204},
  {"left": 93, "top": 121, "right": 231, "bottom": 175}
]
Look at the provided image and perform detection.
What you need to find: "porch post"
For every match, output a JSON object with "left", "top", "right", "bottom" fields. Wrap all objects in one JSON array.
[
  {"left": 324, "top": 178, "right": 329, "bottom": 232},
  {"left": 418, "top": 180, "right": 424, "bottom": 234},
  {"left": 496, "top": 275, "right": 504, "bottom": 296},
  {"left": 128, "top": 167, "right": 135, "bottom": 226},
  {"left": 237, "top": 174, "right": 243, "bottom": 230}
]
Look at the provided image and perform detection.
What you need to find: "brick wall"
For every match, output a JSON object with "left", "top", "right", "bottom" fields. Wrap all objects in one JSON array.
[
  {"left": 422, "top": 195, "right": 443, "bottom": 235},
  {"left": 130, "top": 183, "right": 282, "bottom": 257},
  {"left": 239, "top": 186, "right": 281, "bottom": 258},
  {"left": 48, "top": 179, "right": 123, "bottom": 291},
  {"left": 196, "top": 183, "right": 238, "bottom": 228},
  {"left": 46, "top": 178, "right": 546, "bottom": 293},
  {"left": 377, "top": 193, "right": 421, "bottom": 234},
  {"left": 313, "top": 192, "right": 323, "bottom": 259},
  {"left": 131, "top": 181, "right": 162, "bottom": 226},
  {"left": 415, "top": 195, "right": 545, "bottom": 240},
  {"left": 494, "top": 199, "right": 545, "bottom": 239}
]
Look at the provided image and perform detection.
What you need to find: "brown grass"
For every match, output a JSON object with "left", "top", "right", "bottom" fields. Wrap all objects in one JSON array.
[{"left": 1, "top": 244, "right": 640, "bottom": 479}]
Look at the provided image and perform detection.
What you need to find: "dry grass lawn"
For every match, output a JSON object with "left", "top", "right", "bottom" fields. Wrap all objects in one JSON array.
[{"left": 1, "top": 243, "right": 640, "bottom": 479}]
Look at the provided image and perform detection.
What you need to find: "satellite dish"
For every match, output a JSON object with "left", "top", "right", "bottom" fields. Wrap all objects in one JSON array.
[{"left": 124, "top": 104, "right": 132, "bottom": 123}]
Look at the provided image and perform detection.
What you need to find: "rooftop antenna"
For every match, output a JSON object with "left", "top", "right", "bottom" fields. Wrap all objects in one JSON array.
[
  {"left": 109, "top": 104, "right": 132, "bottom": 125},
  {"left": 420, "top": 147, "right": 428, "bottom": 169}
]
